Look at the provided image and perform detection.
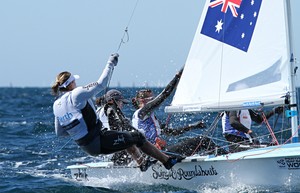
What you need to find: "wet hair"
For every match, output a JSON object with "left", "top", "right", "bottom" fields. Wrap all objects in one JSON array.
[
  {"left": 132, "top": 89, "right": 153, "bottom": 109},
  {"left": 51, "top": 71, "right": 71, "bottom": 96}
]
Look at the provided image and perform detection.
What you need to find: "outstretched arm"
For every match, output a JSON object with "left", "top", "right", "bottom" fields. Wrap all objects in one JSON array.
[
  {"left": 138, "top": 68, "right": 183, "bottom": 119},
  {"left": 249, "top": 109, "right": 264, "bottom": 124},
  {"left": 72, "top": 54, "right": 118, "bottom": 109},
  {"left": 249, "top": 107, "right": 283, "bottom": 124},
  {"left": 162, "top": 120, "right": 206, "bottom": 136}
]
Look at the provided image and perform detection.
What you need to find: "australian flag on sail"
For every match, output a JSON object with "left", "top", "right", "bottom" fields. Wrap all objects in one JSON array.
[{"left": 201, "top": 0, "right": 262, "bottom": 52}]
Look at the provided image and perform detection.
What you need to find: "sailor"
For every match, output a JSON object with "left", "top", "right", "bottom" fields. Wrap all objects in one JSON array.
[
  {"left": 95, "top": 89, "right": 134, "bottom": 166},
  {"left": 131, "top": 68, "right": 183, "bottom": 148},
  {"left": 131, "top": 69, "right": 226, "bottom": 156},
  {"left": 222, "top": 108, "right": 283, "bottom": 152},
  {"left": 51, "top": 53, "right": 179, "bottom": 171}
]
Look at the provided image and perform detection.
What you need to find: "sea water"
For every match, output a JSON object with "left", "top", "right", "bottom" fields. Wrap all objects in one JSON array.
[{"left": 0, "top": 87, "right": 299, "bottom": 193}]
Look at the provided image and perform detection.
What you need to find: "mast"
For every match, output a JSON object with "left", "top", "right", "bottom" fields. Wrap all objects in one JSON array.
[{"left": 286, "top": 0, "right": 299, "bottom": 143}]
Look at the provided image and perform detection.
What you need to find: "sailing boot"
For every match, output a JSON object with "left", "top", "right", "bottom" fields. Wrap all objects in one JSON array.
[
  {"left": 163, "top": 156, "right": 185, "bottom": 170},
  {"left": 139, "top": 157, "right": 158, "bottom": 172}
]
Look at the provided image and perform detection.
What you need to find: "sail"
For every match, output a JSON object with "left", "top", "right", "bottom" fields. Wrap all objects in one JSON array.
[{"left": 166, "top": 0, "right": 292, "bottom": 113}]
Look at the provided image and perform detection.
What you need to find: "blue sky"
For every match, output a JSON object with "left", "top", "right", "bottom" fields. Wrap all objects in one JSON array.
[{"left": 0, "top": 0, "right": 299, "bottom": 87}]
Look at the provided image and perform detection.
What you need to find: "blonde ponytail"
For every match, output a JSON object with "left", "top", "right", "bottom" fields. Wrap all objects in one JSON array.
[{"left": 51, "top": 71, "right": 71, "bottom": 96}]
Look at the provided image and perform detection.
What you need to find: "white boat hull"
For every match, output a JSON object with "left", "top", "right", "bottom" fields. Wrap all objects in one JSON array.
[{"left": 67, "top": 143, "right": 300, "bottom": 190}]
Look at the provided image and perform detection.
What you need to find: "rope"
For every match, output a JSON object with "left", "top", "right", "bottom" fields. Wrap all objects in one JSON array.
[
  {"left": 190, "top": 112, "right": 223, "bottom": 156},
  {"left": 226, "top": 125, "right": 300, "bottom": 163},
  {"left": 261, "top": 111, "right": 279, "bottom": 145},
  {"left": 54, "top": 138, "right": 73, "bottom": 153},
  {"left": 104, "top": 0, "right": 139, "bottom": 94},
  {"left": 187, "top": 109, "right": 291, "bottom": 156},
  {"left": 193, "top": 127, "right": 293, "bottom": 157},
  {"left": 164, "top": 114, "right": 172, "bottom": 127},
  {"left": 116, "top": 0, "right": 140, "bottom": 52}
]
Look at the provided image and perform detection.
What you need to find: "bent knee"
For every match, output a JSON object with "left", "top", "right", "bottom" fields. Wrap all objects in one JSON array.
[{"left": 130, "top": 131, "right": 146, "bottom": 147}]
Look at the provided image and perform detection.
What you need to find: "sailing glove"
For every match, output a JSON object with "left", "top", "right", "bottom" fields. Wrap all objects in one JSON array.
[{"left": 108, "top": 53, "right": 119, "bottom": 66}]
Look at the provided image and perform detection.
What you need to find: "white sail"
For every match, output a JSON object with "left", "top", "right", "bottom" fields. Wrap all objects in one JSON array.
[{"left": 166, "top": 0, "right": 292, "bottom": 113}]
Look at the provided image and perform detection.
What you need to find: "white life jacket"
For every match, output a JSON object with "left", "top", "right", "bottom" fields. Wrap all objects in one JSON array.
[
  {"left": 222, "top": 110, "right": 252, "bottom": 138},
  {"left": 53, "top": 92, "right": 95, "bottom": 140},
  {"left": 132, "top": 108, "right": 161, "bottom": 144}
]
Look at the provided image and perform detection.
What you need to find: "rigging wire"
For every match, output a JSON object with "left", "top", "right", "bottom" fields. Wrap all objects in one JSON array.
[
  {"left": 190, "top": 112, "right": 224, "bottom": 156},
  {"left": 55, "top": 138, "right": 73, "bottom": 153},
  {"left": 104, "top": 0, "right": 139, "bottom": 95},
  {"left": 226, "top": 125, "right": 300, "bottom": 163},
  {"left": 116, "top": 0, "right": 140, "bottom": 52}
]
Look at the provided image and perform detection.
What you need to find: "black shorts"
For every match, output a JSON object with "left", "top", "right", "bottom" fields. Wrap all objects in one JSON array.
[
  {"left": 80, "top": 130, "right": 146, "bottom": 156},
  {"left": 100, "top": 130, "right": 146, "bottom": 154}
]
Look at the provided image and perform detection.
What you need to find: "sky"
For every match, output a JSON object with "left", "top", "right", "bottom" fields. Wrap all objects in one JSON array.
[{"left": 0, "top": 0, "right": 299, "bottom": 88}]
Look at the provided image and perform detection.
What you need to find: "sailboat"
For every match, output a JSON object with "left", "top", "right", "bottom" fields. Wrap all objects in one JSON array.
[{"left": 66, "top": 0, "right": 300, "bottom": 190}]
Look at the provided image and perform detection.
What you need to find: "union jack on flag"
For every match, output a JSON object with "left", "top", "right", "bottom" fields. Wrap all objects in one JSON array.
[{"left": 201, "top": 0, "right": 263, "bottom": 52}]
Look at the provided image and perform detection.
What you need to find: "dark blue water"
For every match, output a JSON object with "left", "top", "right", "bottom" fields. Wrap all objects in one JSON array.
[{"left": 0, "top": 87, "right": 299, "bottom": 193}]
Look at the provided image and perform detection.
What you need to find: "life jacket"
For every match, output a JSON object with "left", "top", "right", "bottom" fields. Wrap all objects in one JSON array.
[
  {"left": 54, "top": 92, "right": 101, "bottom": 145},
  {"left": 132, "top": 109, "right": 161, "bottom": 144},
  {"left": 239, "top": 110, "right": 252, "bottom": 129},
  {"left": 222, "top": 110, "right": 251, "bottom": 138}
]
